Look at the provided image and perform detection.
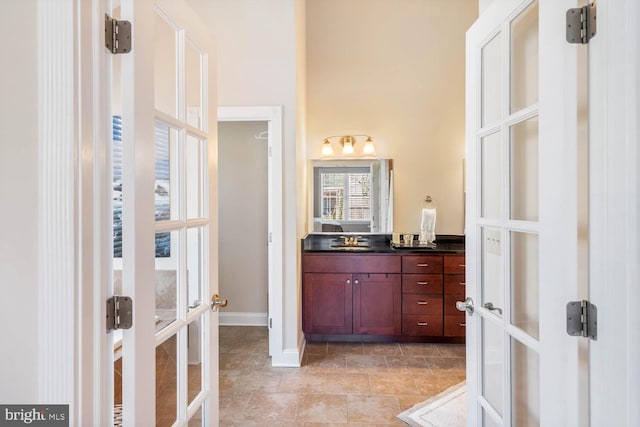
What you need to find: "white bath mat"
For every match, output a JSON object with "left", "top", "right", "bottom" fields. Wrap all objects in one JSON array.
[{"left": 397, "top": 382, "right": 466, "bottom": 427}]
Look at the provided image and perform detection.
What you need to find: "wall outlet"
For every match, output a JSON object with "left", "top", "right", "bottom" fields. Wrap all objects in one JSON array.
[{"left": 484, "top": 228, "right": 502, "bottom": 255}]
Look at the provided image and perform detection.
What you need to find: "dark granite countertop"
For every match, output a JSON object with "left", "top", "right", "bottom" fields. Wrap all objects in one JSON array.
[{"left": 302, "top": 233, "right": 465, "bottom": 254}]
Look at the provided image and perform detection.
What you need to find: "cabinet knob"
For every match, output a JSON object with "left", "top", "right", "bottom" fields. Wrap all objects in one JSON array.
[
  {"left": 346, "top": 279, "right": 351, "bottom": 285},
  {"left": 354, "top": 279, "right": 359, "bottom": 285}
]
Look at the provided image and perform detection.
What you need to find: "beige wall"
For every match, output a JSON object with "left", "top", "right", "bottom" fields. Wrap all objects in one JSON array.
[
  {"left": 306, "top": 0, "right": 477, "bottom": 235},
  {"left": 188, "top": 0, "right": 306, "bottom": 352},
  {"left": 0, "top": 0, "right": 39, "bottom": 401}
]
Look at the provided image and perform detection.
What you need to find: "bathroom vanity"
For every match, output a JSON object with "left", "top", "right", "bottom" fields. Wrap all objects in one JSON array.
[{"left": 302, "top": 234, "right": 466, "bottom": 343}]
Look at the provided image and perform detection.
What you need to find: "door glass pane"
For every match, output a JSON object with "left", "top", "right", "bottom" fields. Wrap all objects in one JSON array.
[
  {"left": 510, "top": 1, "right": 539, "bottom": 113},
  {"left": 187, "top": 319, "right": 203, "bottom": 404},
  {"left": 186, "top": 135, "right": 204, "bottom": 220},
  {"left": 155, "top": 13, "right": 178, "bottom": 118},
  {"left": 482, "top": 318, "right": 504, "bottom": 415},
  {"left": 482, "top": 227, "right": 503, "bottom": 317},
  {"left": 187, "top": 227, "right": 203, "bottom": 313},
  {"left": 155, "top": 121, "right": 179, "bottom": 222},
  {"left": 481, "top": 132, "right": 503, "bottom": 219},
  {"left": 186, "top": 40, "right": 203, "bottom": 130},
  {"left": 483, "top": 409, "right": 501, "bottom": 427},
  {"left": 188, "top": 406, "right": 203, "bottom": 427},
  {"left": 156, "top": 230, "right": 179, "bottom": 331},
  {"left": 511, "top": 338, "right": 540, "bottom": 427},
  {"left": 511, "top": 232, "right": 539, "bottom": 339},
  {"left": 114, "top": 355, "right": 122, "bottom": 424},
  {"left": 482, "top": 32, "right": 503, "bottom": 126},
  {"left": 510, "top": 117, "right": 539, "bottom": 221},
  {"left": 156, "top": 334, "right": 178, "bottom": 427}
]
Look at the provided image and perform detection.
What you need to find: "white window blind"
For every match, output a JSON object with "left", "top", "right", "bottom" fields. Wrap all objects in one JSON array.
[{"left": 319, "top": 170, "right": 371, "bottom": 221}]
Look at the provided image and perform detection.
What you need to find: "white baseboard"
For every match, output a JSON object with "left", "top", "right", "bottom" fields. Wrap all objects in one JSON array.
[
  {"left": 271, "top": 347, "right": 303, "bottom": 368},
  {"left": 219, "top": 312, "right": 268, "bottom": 326}
]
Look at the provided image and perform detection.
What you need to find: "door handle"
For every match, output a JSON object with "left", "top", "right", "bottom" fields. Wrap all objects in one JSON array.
[
  {"left": 483, "top": 302, "right": 503, "bottom": 315},
  {"left": 210, "top": 294, "right": 228, "bottom": 312},
  {"left": 456, "top": 297, "right": 474, "bottom": 315}
]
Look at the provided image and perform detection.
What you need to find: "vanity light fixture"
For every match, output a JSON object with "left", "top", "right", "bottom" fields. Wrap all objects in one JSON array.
[
  {"left": 320, "top": 138, "right": 334, "bottom": 156},
  {"left": 362, "top": 136, "right": 376, "bottom": 155},
  {"left": 320, "top": 134, "right": 377, "bottom": 157}
]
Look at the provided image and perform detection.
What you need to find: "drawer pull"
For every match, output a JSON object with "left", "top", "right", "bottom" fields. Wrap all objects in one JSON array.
[
  {"left": 458, "top": 282, "right": 466, "bottom": 286},
  {"left": 417, "top": 301, "right": 428, "bottom": 305},
  {"left": 417, "top": 281, "right": 429, "bottom": 285},
  {"left": 417, "top": 263, "right": 429, "bottom": 267},
  {"left": 459, "top": 264, "right": 466, "bottom": 267},
  {"left": 417, "top": 322, "right": 429, "bottom": 326},
  {"left": 459, "top": 322, "right": 466, "bottom": 327}
]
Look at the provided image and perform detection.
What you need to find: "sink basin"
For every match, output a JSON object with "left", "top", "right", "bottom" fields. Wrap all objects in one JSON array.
[{"left": 330, "top": 244, "right": 371, "bottom": 250}]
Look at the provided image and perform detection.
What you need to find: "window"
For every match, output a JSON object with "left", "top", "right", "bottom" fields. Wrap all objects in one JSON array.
[{"left": 316, "top": 167, "right": 372, "bottom": 226}]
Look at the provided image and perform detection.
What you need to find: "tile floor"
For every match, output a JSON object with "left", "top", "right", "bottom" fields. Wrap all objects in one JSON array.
[{"left": 219, "top": 326, "right": 466, "bottom": 426}]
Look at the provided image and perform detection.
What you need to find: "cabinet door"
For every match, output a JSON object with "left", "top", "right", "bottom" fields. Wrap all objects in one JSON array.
[
  {"left": 353, "top": 274, "right": 401, "bottom": 335},
  {"left": 303, "top": 273, "right": 352, "bottom": 334}
]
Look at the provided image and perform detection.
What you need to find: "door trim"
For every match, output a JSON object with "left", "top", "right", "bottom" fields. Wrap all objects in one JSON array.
[
  {"left": 589, "top": 0, "right": 640, "bottom": 425},
  {"left": 37, "top": 0, "right": 110, "bottom": 424},
  {"left": 217, "top": 106, "right": 284, "bottom": 364},
  {"left": 37, "top": 0, "right": 93, "bottom": 423},
  {"left": 37, "top": 0, "right": 77, "bottom": 409}
]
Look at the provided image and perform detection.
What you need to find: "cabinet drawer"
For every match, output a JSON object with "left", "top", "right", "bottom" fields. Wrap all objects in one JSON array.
[
  {"left": 444, "top": 315, "right": 466, "bottom": 337},
  {"left": 303, "top": 254, "right": 401, "bottom": 273},
  {"left": 402, "top": 294, "right": 443, "bottom": 315},
  {"left": 444, "top": 274, "right": 466, "bottom": 296},
  {"left": 402, "top": 255, "right": 443, "bottom": 274},
  {"left": 402, "top": 315, "right": 443, "bottom": 336},
  {"left": 402, "top": 274, "right": 443, "bottom": 294},
  {"left": 444, "top": 294, "right": 466, "bottom": 315},
  {"left": 444, "top": 256, "right": 466, "bottom": 274}
]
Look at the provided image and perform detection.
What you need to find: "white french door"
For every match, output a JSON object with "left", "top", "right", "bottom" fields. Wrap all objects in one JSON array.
[
  {"left": 464, "top": 0, "right": 586, "bottom": 425},
  {"left": 106, "top": 0, "right": 218, "bottom": 425}
]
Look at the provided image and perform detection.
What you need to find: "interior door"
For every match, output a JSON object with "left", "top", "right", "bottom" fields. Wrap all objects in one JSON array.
[
  {"left": 108, "top": 0, "right": 218, "bottom": 425},
  {"left": 464, "top": 1, "right": 586, "bottom": 425}
]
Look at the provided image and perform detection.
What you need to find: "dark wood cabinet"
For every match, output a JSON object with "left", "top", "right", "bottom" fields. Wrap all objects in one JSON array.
[
  {"left": 303, "top": 273, "right": 353, "bottom": 334},
  {"left": 401, "top": 255, "right": 444, "bottom": 336},
  {"left": 302, "top": 254, "right": 401, "bottom": 336},
  {"left": 443, "top": 255, "right": 466, "bottom": 337},
  {"left": 402, "top": 255, "right": 444, "bottom": 274},
  {"left": 353, "top": 274, "right": 401, "bottom": 335},
  {"left": 302, "top": 250, "right": 465, "bottom": 341}
]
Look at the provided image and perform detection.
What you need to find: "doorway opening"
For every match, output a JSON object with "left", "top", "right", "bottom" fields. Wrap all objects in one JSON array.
[
  {"left": 217, "top": 106, "right": 283, "bottom": 363},
  {"left": 218, "top": 120, "right": 269, "bottom": 332}
]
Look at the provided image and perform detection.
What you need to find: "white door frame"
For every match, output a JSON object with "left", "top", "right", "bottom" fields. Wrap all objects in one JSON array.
[
  {"left": 589, "top": 0, "right": 640, "bottom": 425},
  {"left": 36, "top": 0, "right": 110, "bottom": 424},
  {"left": 217, "top": 106, "right": 284, "bottom": 364}
]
